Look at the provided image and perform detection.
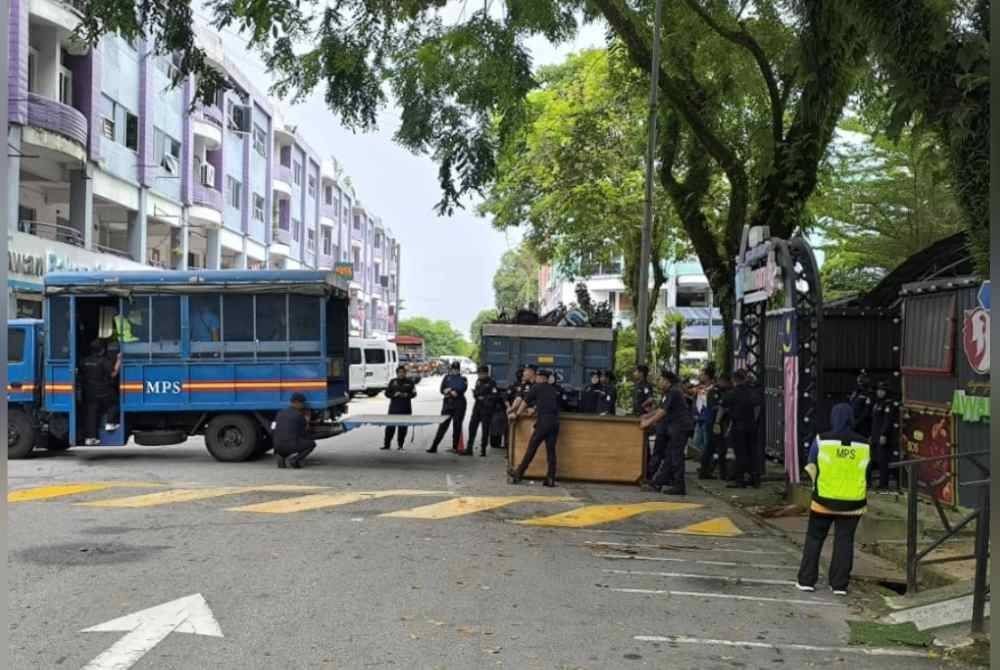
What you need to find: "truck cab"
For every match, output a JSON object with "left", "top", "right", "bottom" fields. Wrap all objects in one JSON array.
[
  {"left": 9, "top": 270, "right": 352, "bottom": 461},
  {"left": 8, "top": 319, "right": 51, "bottom": 457}
]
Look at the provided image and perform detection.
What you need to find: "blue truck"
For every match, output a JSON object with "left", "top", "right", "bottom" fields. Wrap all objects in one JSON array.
[
  {"left": 480, "top": 323, "right": 616, "bottom": 406},
  {"left": 7, "top": 270, "right": 351, "bottom": 460}
]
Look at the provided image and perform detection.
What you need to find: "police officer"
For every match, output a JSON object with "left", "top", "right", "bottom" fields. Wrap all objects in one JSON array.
[
  {"left": 580, "top": 370, "right": 602, "bottom": 414},
  {"left": 722, "top": 369, "right": 763, "bottom": 488},
  {"left": 796, "top": 403, "right": 869, "bottom": 596},
  {"left": 273, "top": 392, "right": 317, "bottom": 468},
  {"left": 632, "top": 365, "right": 654, "bottom": 416},
  {"left": 697, "top": 369, "right": 727, "bottom": 480},
  {"left": 868, "top": 380, "right": 900, "bottom": 492},
  {"left": 508, "top": 365, "right": 537, "bottom": 418},
  {"left": 468, "top": 365, "right": 500, "bottom": 457},
  {"left": 508, "top": 369, "right": 560, "bottom": 487},
  {"left": 595, "top": 370, "right": 617, "bottom": 415},
  {"left": 641, "top": 370, "right": 695, "bottom": 495},
  {"left": 428, "top": 361, "right": 468, "bottom": 454},
  {"left": 383, "top": 365, "right": 417, "bottom": 450},
  {"left": 80, "top": 339, "right": 121, "bottom": 446},
  {"left": 848, "top": 372, "right": 873, "bottom": 438}
]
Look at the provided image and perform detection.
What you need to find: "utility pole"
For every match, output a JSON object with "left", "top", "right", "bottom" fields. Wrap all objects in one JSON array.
[
  {"left": 636, "top": 0, "right": 664, "bottom": 365},
  {"left": 707, "top": 286, "right": 714, "bottom": 361}
]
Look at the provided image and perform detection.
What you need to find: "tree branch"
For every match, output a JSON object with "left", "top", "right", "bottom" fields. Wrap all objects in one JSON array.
[{"left": 679, "top": 0, "right": 784, "bottom": 144}]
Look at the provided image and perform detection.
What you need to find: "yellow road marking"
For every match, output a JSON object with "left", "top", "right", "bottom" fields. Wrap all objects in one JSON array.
[
  {"left": 382, "top": 495, "right": 577, "bottom": 520},
  {"left": 8, "top": 482, "right": 165, "bottom": 503},
  {"left": 515, "top": 502, "right": 703, "bottom": 528},
  {"left": 663, "top": 517, "right": 744, "bottom": 537},
  {"left": 227, "top": 489, "right": 450, "bottom": 514},
  {"left": 77, "top": 484, "right": 325, "bottom": 509}
]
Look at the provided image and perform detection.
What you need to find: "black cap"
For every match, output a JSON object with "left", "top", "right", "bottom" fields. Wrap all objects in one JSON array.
[
  {"left": 477, "top": 365, "right": 489, "bottom": 373},
  {"left": 876, "top": 380, "right": 890, "bottom": 390},
  {"left": 661, "top": 370, "right": 680, "bottom": 384},
  {"left": 526, "top": 364, "right": 538, "bottom": 371},
  {"left": 450, "top": 361, "right": 461, "bottom": 370},
  {"left": 397, "top": 365, "right": 407, "bottom": 372},
  {"left": 537, "top": 369, "right": 552, "bottom": 378},
  {"left": 290, "top": 392, "right": 307, "bottom": 404}
]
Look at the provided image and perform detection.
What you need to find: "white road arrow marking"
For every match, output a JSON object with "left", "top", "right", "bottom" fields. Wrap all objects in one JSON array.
[{"left": 81, "top": 593, "right": 223, "bottom": 670}]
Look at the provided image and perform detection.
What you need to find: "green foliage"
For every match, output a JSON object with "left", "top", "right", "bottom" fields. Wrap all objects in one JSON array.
[
  {"left": 493, "top": 244, "right": 540, "bottom": 314},
  {"left": 651, "top": 312, "right": 686, "bottom": 372},
  {"left": 614, "top": 325, "right": 638, "bottom": 413},
  {"left": 398, "top": 317, "right": 470, "bottom": 358},
  {"left": 811, "top": 120, "right": 965, "bottom": 299},
  {"left": 468, "top": 308, "right": 499, "bottom": 362}
]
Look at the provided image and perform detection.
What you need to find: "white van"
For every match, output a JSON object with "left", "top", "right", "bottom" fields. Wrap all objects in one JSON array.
[{"left": 349, "top": 337, "right": 398, "bottom": 396}]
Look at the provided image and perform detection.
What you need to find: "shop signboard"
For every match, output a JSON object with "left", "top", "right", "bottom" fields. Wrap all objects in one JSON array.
[{"left": 900, "top": 405, "right": 956, "bottom": 506}]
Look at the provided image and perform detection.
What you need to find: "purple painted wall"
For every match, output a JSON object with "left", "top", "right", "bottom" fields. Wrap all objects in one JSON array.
[
  {"left": 8, "top": 0, "right": 28, "bottom": 125},
  {"left": 242, "top": 116, "right": 251, "bottom": 234},
  {"left": 26, "top": 94, "right": 87, "bottom": 145},
  {"left": 137, "top": 40, "right": 153, "bottom": 187},
  {"left": 64, "top": 49, "right": 101, "bottom": 160},
  {"left": 265, "top": 123, "right": 274, "bottom": 246}
]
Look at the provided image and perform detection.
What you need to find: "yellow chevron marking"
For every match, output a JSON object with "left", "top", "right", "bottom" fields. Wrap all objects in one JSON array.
[
  {"left": 226, "top": 489, "right": 448, "bottom": 514},
  {"left": 382, "top": 495, "right": 576, "bottom": 520},
  {"left": 515, "top": 502, "right": 703, "bottom": 528},
  {"left": 77, "top": 484, "right": 325, "bottom": 508},
  {"left": 664, "top": 516, "right": 744, "bottom": 537},
  {"left": 8, "top": 482, "right": 164, "bottom": 503}
]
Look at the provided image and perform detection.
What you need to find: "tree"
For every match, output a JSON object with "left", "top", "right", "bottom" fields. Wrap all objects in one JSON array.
[
  {"left": 492, "top": 245, "right": 539, "bottom": 314},
  {"left": 77, "top": 1, "right": 987, "bottom": 370},
  {"left": 468, "top": 308, "right": 499, "bottom": 362},
  {"left": 810, "top": 120, "right": 964, "bottom": 299},
  {"left": 397, "top": 317, "right": 470, "bottom": 358},
  {"left": 481, "top": 50, "right": 686, "bottom": 339}
]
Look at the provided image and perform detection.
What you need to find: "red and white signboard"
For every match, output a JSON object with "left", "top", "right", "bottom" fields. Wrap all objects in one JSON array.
[{"left": 962, "top": 307, "right": 990, "bottom": 374}]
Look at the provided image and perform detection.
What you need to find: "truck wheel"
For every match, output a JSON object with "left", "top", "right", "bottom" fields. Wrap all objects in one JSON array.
[
  {"left": 205, "top": 415, "right": 259, "bottom": 462},
  {"left": 250, "top": 434, "right": 274, "bottom": 460},
  {"left": 9, "top": 411, "right": 36, "bottom": 459},
  {"left": 365, "top": 389, "right": 382, "bottom": 398}
]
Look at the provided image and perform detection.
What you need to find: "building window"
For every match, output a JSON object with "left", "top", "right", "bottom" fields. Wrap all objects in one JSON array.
[
  {"left": 253, "top": 125, "right": 267, "bottom": 157},
  {"left": 27, "top": 48, "right": 38, "bottom": 93},
  {"left": 293, "top": 161, "right": 302, "bottom": 186},
  {"left": 124, "top": 112, "right": 139, "bottom": 150},
  {"left": 59, "top": 67, "right": 73, "bottom": 105},
  {"left": 353, "top": 214, "right": 361, "bottom": 230},
  {"left": 322, "top": 227, "right": 332, "bottom": 255},
  {"left": 292, "top": 218, "right": 301, "bottom": 242},
  {"left": 253, "top": 194, "right": 265, "bottom": 222},
  {"left": 227, "top": 101, "right": 249, "bottom": 133},
  {"left": 279, "top": 145, "right": 291, "bottom": 167},
  {"left": 324, "top": 185, "right": 333, "bottom": 206},
  {"left": 225, "top": 176, "right": 242, "bottom": 210},
  {"left": 307, "top": 229, "right": 315, "bottom": 252},
  {"left": 374, "top": 233, "right": 381, "bottom": 249},
  {"left": 154, "top": 128, "right": 181, "bottom": 174},
  {"left": 308, "top": 175, "right": 317, "bottom": 199},
  {"left": 102, "top": 116, "right": 115, "bottom": 141}
]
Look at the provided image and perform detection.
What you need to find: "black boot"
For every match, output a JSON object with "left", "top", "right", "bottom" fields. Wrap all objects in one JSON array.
[
  {"left": 276, "top": 456, "right": 286, "bottom": 469},
  {"left": 543, "top": 478, "right": 556, "bottom": 488},
  {"left": 380, "top": 444, "right": 391, "bottom": 450}
]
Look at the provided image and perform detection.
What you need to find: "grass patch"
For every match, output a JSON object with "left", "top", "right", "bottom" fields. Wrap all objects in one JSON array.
[{"left": 847, "top": 620, "right": 933, "bottom": 648}]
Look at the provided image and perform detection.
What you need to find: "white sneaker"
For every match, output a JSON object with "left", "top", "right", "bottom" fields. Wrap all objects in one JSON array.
[
  {"left": 84, "top": 438, "right": 101, "bottom": 446},
  {"left": 832, "top": 588, "right": 848, "bottom": 596},
  {"left": 795, "top": 583, "right": 815, "bottom": 592},
  {"left": 105, "top": 423, "right": 120, "bottom": 432}
]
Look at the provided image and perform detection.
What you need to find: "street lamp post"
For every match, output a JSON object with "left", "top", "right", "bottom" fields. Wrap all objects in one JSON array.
[{"left": 636, "top": 0, "right": 664, "bottom": 365}]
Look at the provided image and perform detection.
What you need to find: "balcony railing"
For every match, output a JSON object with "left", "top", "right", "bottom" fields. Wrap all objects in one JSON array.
[
  {"left": 27, "top": 93, "right": 87, "bottom": 147},
  {"left": 192, "top": 183, "right": 223, "bottom": 211},
  {"left": 197, "top": 104, "right": 224, "bottom": 128},
  {"left": 320, "top": 203, "right": 338, "bottom": 221},
  {"left": 274, "top": 164, "right": 293, "bottom": 185},
  {"left": 18, "top": 220, "right": 84, "bottom": 247},
  {"left": 94, "top": 242, "right": 133, "bottom": 259}
]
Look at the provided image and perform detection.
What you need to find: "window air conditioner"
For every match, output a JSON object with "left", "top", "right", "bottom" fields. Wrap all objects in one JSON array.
[
  {"left": 161, "top": 154, "right": 179, "bottom": 174},
  {"left": 200, "top": 163, "right": 215, "bottom": 187}
]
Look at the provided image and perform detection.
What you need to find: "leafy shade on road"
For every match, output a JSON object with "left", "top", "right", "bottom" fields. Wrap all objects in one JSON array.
[{"left": 398, "top": 317, "right": 470, "bottom": 358}]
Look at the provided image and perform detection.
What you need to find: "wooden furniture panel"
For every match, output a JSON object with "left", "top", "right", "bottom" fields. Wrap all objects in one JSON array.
[{"left": 508, "top": 414, "right": 646, "bottom": 484}]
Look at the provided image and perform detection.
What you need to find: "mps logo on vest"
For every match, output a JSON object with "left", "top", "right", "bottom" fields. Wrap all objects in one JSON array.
[
  {"left": 145, "top": 381, "right": 182, "bottom": 394},
  {"left": 835, "top": 447, "right": 858, "bottom": 459}
]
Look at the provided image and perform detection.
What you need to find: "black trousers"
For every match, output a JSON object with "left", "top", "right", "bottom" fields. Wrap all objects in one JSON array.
[
  {"left": 797, "top": 511, "right": 861, "bottom": 591},
  {"left": 83, "top": 393, "right": 116, "bottom": 439},
  {"left": 869, "top": 439, "right": 895, "bottom": 489},
  {"left": 514, "top": 420, "right": 559, "bottom": 481},
  {"left": 277, "top": 438, "right": 316, "bottom": 463},
  {"left": 699, "top": 429, "right": 727, "bottom": 477},
  {"left": 649, "top": 431, "right": 669, "bottom": 480},
  {"left": 652, "top": 429, "right": 692, "bottom": 490},
  {"left": 384, "top": 425, "right": 409, "bottom": 448},
  {"left": 468, "top": 406, "right": 491, "bottom": 453},
  {"left": 431, "top": 400, "right": 467, "bottom": 452},
  {"left": 729, "top": 426, "right": 758, "bottom": 483}
]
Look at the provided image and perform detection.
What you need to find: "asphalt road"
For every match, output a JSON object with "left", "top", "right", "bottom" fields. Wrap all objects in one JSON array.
[{"left": 9, "top": 376, "right": 956, "bottom": 669}]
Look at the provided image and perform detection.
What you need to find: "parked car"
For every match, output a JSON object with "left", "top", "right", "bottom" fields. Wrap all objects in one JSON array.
[{"left": 349, "top": 337, "right": 399, "bottom": 397}]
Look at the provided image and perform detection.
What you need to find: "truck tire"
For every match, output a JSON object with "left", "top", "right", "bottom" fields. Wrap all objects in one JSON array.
[
  {"left": 250, "top": 434, "right": 274, "bottom": 460},
  {"left": 365, "top": 388, "right": 383, "bottom": 398},
  {"left": 134, "top": 430, "right": 187, "bottom": 446},
  {"left": 205, "top": 414, "right": 259, "bottom": 462},
  {"left": 9, "top": 410, "right": 36, "bottom": 459}
]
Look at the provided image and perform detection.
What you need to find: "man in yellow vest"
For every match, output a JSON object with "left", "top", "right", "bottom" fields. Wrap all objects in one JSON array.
[
  {"left": 796, "top": 402, "right": 869, "bottom": 596},
  {"left": 113, "top": 308, "right": 142, "bottom": 343}
]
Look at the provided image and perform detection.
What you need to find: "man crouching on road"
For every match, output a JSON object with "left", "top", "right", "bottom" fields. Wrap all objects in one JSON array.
[
  {"left": 274, "top": 392, "right": 317, "bottom": 469},
  {"left": 796, "top": 403, "right": 869, "bottom": 596}
]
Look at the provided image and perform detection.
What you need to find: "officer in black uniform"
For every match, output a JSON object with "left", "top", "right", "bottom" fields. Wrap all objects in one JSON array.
[
  {"left": 848, "top": 372, "right": 873, "bottom": 438},
  {"left": 428, "top": 361, "right": 468, "bottom": 453},
  {"left": 641, "top": 370, "right": 695, "bottom": 495},
  {"left": 632, "top": 365, "right": 655, "bottom": 416},
  {"left": 80, "top": 339, "right": 121, "bottom": 446},
  {"left": 509, "top": 369, "right": 561, "bottom": 487},
  {"left": 595, "top": 370, "right": 617, "bottom": 415},
  {"left": 868, "top": 380, "right": 900, "bottom": 492},
  {"left": 273, "top": 392, "right": 316, "bottom": 468},
  {"left": 468, "top": 365, "right": 501, "bottom": 457},
  {"left": 698, "top": 371, "right": 728, "bottom": 479},
  {"left": 722, "top": 369, "right": 763, "bottom": 488},
  {"left": 383, "top": 365, "right": 417, "bottom": 450},
  {"left": 579, "top": 370, "right": 602, "bottom": 414}
]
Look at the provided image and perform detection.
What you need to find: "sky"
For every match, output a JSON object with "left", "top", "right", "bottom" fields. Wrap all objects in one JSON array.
[{"left": 199, "top": 5, "right": 608, "bottom": 337}]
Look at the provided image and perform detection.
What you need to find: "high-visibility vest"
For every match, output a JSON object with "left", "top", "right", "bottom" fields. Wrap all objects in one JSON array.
[
  {"left": 814, "top": 438, "right": 870, "bottom": 511},
  {"left": 114, "top": 315, "right": 138, "bottom": 343}
]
